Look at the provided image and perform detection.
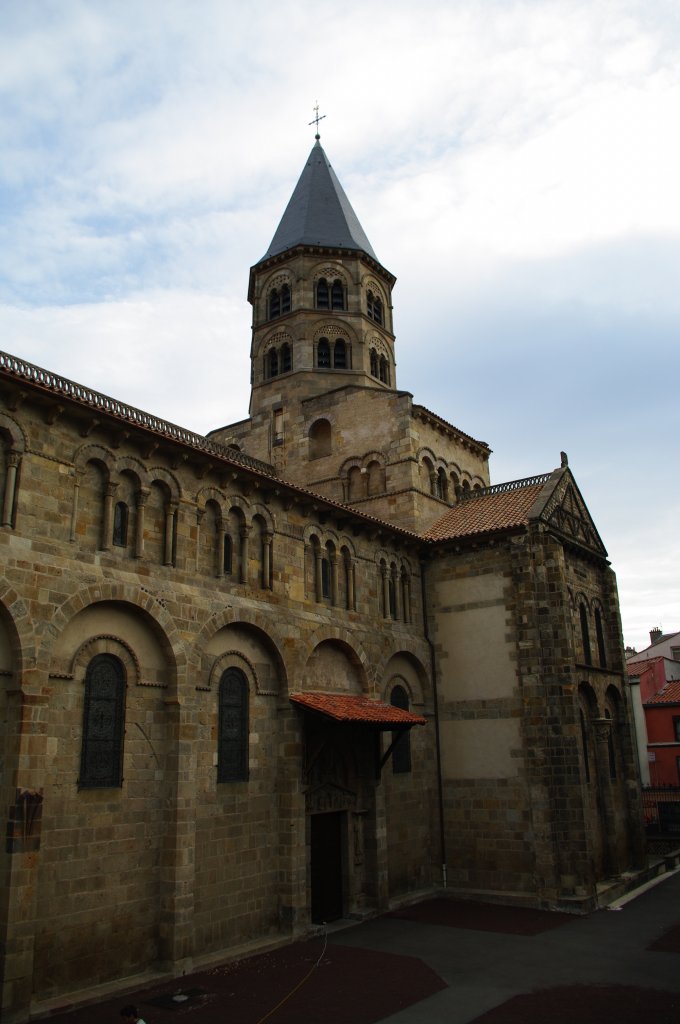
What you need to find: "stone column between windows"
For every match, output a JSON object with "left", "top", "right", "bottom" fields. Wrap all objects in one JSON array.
[
  {"left": 592, "top": 716, "right": 621, "bottom": 875},
  {"left": 70, "top": 474, "right": 79, "bottom": 541},
  {"left": 314, "top": 545, "right": 323, "bottom": 601},
  {"left": 262, "top": 532, "right": 272, "bottom": 590},
  {"left": 2, "top": 451, "right": 20, "bottom": 526},
  {"left": 135, "top": 488, "right": 149, "bottom": 558},
  {"left": 101, "top": 481, "right": 118, "bottom": 551},
  {"left": 216, "top": 519, "right": 226, "bottom": 578},
  {"left": 194, "top": 507, "right": 204, "bottom": 571},
  {"left": 330, "top": 551, "right": 339, "bottom": 606},
  {"left": 381, "top": 565, "right": 390, "bottom": 619},
  {"left": 402, "top": 576, "right": 411, "bottom": 624},
  {"left": 393, "top": 567, "right": 402, "bottom": 621},
  {"left": 240, "top": 524, "right": 250, "bottom": 584},
  {"left": 164, "top": 502, "right": 177, "bottom": 566},
  {"left": 347, "top": 559, "right": 356, "bottom": 612}
]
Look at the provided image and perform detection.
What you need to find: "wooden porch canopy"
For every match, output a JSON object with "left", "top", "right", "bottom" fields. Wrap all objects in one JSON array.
[{"left": 289, "top": 692, "right": 426, "bottom": 730}]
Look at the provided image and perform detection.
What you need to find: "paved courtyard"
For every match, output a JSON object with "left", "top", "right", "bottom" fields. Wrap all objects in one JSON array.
[{"left": 43, "top": 869, "right": 680, "bottom": 1024}]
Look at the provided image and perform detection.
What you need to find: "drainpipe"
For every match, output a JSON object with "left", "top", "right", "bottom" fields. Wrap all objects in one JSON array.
[{"left": 420, "top": 556, "right": 447, "bottom": 889}]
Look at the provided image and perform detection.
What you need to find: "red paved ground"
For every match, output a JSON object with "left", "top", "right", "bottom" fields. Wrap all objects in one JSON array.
[
  {"left": 387, "top": 897, "right": 574, "bottom": 935},
  {"left": 471, "top": 985, "right": 680, "bottom": 1024},
  {"left": 44, "top": 938, "right": 448, "bottom": 1024},
  {"left": 37, "top": 898, "right": 680, "bottom": 1024}
]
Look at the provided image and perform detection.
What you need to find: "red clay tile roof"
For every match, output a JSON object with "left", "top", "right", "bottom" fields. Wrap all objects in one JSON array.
[
  {"left": 424, "top": 481, "right": 547, "bottom": 542},
  {"left": 645, "top": 681, "right": 680, "bottom": 706},
  {"left": 289, "top": 692, "right": 427, "bottom": 726},
  {"left": 627, "top": 657, "right": 665, "bottom": 672}
]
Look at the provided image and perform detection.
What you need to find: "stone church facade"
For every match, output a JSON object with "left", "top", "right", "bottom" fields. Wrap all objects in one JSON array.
[{"left": 0, "top": 140, "right": 644, "bottom": 1022}]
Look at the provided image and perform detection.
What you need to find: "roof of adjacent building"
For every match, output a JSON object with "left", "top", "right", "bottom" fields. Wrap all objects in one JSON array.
[
  {"left": 424, "top": 477, "right": 550, "bottom": 542},
  {"left": 289, "top": 692, "right": 426, "bottom": 727},
  {"left": 625, "top": 629, "right": 680, "bottom": 662},
  {"left": 645, "top": 680, "right": 680, "bottom": 706},
  {"left": 258, "top": 140, "right": 378, "bottom": 262}
]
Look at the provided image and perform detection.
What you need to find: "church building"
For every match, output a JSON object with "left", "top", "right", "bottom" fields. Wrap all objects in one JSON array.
[{"left": 0, "top": 137, "right": 644, "bottom": 1022}]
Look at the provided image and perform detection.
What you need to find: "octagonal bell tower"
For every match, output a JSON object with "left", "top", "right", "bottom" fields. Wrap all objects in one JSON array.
[{"left": 247, "top": 138, "right": 397, "bottom": 423}]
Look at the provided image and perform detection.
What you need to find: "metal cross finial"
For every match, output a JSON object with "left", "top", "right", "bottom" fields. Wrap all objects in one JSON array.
[{"left": 309, "top": 101, "right": 326, "bottom": 140}]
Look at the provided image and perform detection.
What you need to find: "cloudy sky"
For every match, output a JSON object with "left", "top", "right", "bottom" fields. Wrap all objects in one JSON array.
[{"left": 1, "top": 0, "right": 678, "bottom": 651}]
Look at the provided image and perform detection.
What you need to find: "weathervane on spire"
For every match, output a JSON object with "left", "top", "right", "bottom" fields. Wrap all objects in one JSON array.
[{"left": 309, "top": 101, "right": 326, "bottom": 140}]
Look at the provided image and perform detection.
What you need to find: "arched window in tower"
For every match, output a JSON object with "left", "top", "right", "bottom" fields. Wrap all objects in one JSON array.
[
  {"left": 334, "top": 338, "right": 347, "bottom": 368},
  {"left": 436, "top": 468, "right": 448, "bottom": 501},
  {"left": 390, "top": 685, "right": 412, "bottom": 774},
  {"left": 367, "top": 291, "right": 384, "bottom": 325},
  {"left": 579, "top": 603, "right": 592, "bottom": 666},
  {"left": 268, "top": 347, "right": 279, "bottom": 378},
  {"left": 281, "top": 342, "right": 292, "bottom": 373},
  {"left": 269, "top": 289, "right": 280, "bottom": 319},
  {"left": 112, "top": 501, "right": 128, "bottom": 547},
  {"left": 80, "top": 654, "right": 126, "bottom": 789},
  {"left": 217, "top": 667, "right": 249, "bottom": 782},
  {"left": 379, "top": 355, "right": 390, "bottom": 384},
  {"left": 388, "top": 562, "right": 397, "bottom": 619},
  {"left": 370, "top": 348, "right": 378, "bottom": 378},
  {"left": 595, "top": 607, "right": 607, "bottom": 668},
  {"left": 309, "top": 419, "right": 332, "bottom": 459},
  {"left": 321, "top": 552, "right": 331, "bottom": 600},
  {"left": 281, "top": 283, "right": 291, "bottom": 314},
  {"left": 316, "top": 278, "right": 329, "bottom": 309},
  {"left": 331, "top": 279, "right": 345, "bottom": 310},
  {"left": 317, "top": 337, "right": 331, "bottom": 368},
  {"left": 223, "top": 534, "right": 232, "bottom": 575}
]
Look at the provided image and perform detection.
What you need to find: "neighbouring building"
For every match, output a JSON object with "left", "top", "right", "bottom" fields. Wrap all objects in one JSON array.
[
  {"left": 0, "top": 136, "right": 645, "bottom": 1023},
  {"left": 627, "top": 630, "right": 680, "bottom": 786}
]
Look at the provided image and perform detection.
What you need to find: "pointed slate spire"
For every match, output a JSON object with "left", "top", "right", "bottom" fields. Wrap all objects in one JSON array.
[{"left": 259, "top": 140, "right": 378, "bottom": 262}]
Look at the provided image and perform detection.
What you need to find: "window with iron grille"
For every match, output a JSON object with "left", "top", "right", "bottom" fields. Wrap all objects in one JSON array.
[
  {"left": 218, "top": 668, "right": 249, "bottom": 782},
  {"left": 390, "top": 685, "right": 412, "bottom": 774},
  {"left": 79, "top": 654, "right": 126, "bottom": 788}
]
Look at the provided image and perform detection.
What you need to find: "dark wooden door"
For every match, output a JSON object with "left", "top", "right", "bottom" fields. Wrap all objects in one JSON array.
[{"left": 310, "top": 812, "right": 343, "bottom": 923}]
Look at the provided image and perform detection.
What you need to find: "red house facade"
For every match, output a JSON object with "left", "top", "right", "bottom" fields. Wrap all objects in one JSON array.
[{"left": 628, "top": 656, "right": 680, "bottom": 785}]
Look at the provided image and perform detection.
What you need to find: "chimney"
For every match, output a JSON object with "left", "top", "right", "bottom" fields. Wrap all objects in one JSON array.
[{"left": 650, "top": 627, "right": 662, "bottom": 645}]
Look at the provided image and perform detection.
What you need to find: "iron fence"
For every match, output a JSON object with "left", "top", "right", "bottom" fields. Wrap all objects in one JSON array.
[{"left": 641, "top": 785, "right": 680, "bottom": 835}]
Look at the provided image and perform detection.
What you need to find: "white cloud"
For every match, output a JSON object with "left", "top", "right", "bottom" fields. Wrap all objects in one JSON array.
[{"left": 0, "top": 0, "right": 679, "bottom": 643}]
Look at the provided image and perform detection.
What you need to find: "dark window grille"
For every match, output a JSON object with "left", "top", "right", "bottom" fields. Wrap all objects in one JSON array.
[
  {"left": 379, "top": 355, "right": 389, "bottom": 384},
  {"left": 373, "top": 297, "right": 383, "bottom": 325},
  {"left": 390, "top": 685, "right": 412, "bottom": 774},
  {"left": 281, "top": 284, "right": 291, "bottom": 314},
  {"left": 218, "top": 668, "right": 249, "bottom": 782},
  {"left": 321, "top": 557, "right": 331, "bottom": 599},
  {"left": 223, "top": 534, "right": 232, "bottom": 574},
  {"left": 281, "top": 343, "right": 292, "bottom": 373},
  {"left": 113, "top": 502, "right": 128, "bottom": 547},
  {"left": 317, "top": 338, "right": 330, "bottom": 368},
  {"left": 370, "top": 349, "right": 378, "bottom": 377},
  {"left": 580, "top": 604, "right": 592, "bottom": 665},
  {"left": 334, "top": 339, "right": 347, "bottom": 368},
  {"left": 80, "top": 654, "right": 125, "bottom": 788},
  {"left": 331, "top": 279, "right": 344, "bottom": 309},
  {"left": 316, "top": 278, "right": 329, "bottom": 309},
  {"left": 269, "top": 289, "right": 280, "bottom": 319},
  {"left": 268, "top": 348, "right": 279, "bottom": 378},
  {"left": 388, "top": 574, "right": 397, "bottom": 619},
  {"left": 595, "top": 608, "right": 607, "bottom": 667}
]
